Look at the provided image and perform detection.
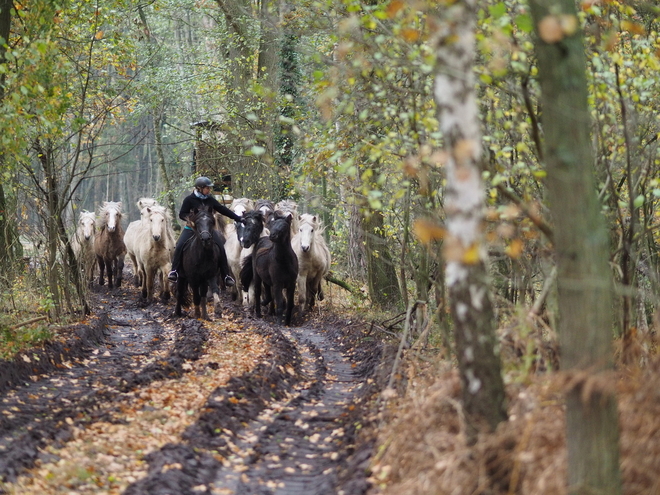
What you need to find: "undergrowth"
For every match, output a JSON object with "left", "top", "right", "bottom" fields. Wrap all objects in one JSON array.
[{"left": 0, "top": 273, "right": 57, "bottom": 360}]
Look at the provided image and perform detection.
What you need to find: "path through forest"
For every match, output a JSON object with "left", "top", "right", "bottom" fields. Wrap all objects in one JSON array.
[{"left": 0, "top": 280, "right": 381, "bottom": 495}]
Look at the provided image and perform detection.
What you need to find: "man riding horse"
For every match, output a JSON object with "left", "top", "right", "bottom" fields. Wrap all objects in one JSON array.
[{"left": 168, "top": 176, "right": 243, "bottom": 286}]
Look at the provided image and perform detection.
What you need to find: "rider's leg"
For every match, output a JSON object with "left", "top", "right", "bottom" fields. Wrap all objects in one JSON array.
[{"left": 213, "top": 230, "right": 235, "bottom": 287}]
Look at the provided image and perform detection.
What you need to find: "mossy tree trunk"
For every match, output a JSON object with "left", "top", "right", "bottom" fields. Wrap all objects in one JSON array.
[{"left": 529, "top": 1, "right": 622, "bottom": 493}]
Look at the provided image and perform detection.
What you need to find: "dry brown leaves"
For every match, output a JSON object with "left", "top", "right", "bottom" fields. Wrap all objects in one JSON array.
[
  {"left": 371, "top": 343, "right": 660, "bottom": 495},
  {"left": 3, "top": 317, "right": 268, "bottom": 495}
]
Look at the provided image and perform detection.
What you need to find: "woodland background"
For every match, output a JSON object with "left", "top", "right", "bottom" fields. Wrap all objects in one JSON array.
[{"left": 0, "top": 0, "right": 658, "bottom": 493}]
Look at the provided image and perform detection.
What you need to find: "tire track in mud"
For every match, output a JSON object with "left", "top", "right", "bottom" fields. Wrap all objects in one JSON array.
[
  {"left": 126, "top": 315, "right": 378, "bottom": 495},
  {"left": 213, "top": 323, "right": 363, "bottom": 495},
  {"left": 0, "top": 283, "right": 382, "bottom": 495},
  {"left": 0, "top": 287, "right": 202, "bottom": 485}
]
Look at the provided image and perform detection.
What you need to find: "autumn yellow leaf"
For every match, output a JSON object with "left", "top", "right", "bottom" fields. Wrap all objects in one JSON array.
[
  {"left": 413, "top": 218, "right": 446, "bottom": 245},
  {"left": 95, "top": 30, "right": 104, "bottom": 40},
  {"left": 462, "top": 244, "right": 480, "bottom": 264},
  {"left": 401, "top": 28, "right": 420, "bottom": 42},
  {"left": 506, "top": 238, "right": 524, "bottom": 259},
  {"left": 621, "top": 20, "right": 645, "bottom": 36},
  {"left": 386, "top": 0, "right": 404, "bottom": 18},
  {"left": 402, "top": 155, "right": 420, "bottom": 177},
  {"left": 538, "top": 15, "right": 577, "bottom": 43}
]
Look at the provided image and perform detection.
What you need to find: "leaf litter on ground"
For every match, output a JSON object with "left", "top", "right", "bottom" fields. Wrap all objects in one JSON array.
[{"left": 1, "top": 317, "right": 269, "bottom": 495}]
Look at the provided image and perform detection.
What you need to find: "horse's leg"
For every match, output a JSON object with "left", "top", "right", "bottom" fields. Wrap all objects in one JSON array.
[
  {"left": 273, "top": 283, "right": 285, "bottom": 324},
  {"left": 306, "top": 278, "right": 316, "bottom": 312},
  {"left": 160, "top": 267, "right": 171, "bottom": 302},
  {"left": 200, "top": 281, "right": 211, "bottom": 320},
  {"left": 208, "top": 277, "right": 222, "bottom": 318},
  {"left": 191, "top": 284, "right": 204, "bottom": 319},
  {"left": 129, "top": 254, "right": 140, "bottom": 286},
  {"left": 285, "top": 282, "right": 296, "bottom": 326},
  {"left": 297, "top": 274, "right": 307, "bottom": 312},
  {"left": 115, "top": 256, "right": 124, "bottom": 287},
  {"left": 143, "top": 265, "right": 154, "bottom": 301},
  {"left": 175, "top": 278, "right": 186, "bottom": 316},
  {"left": 97, "top": 255, "right": 106, "bottom": 286},
  {"left": 107, "top": 256, "right": 118, "bottom": 289},
  {"left": 254, "top": 272, "right": 263, "bottom": 318}
]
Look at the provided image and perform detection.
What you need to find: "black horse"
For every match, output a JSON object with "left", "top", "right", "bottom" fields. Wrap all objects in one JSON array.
[
  {"left": 175, "top": 206, "right": 222, "bottom": 320},
  {"left": 241, "top": 211, "right": 298, "bottom": 326}
]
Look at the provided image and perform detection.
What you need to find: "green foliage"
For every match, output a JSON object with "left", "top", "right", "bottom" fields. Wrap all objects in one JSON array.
[{"left": 0, "top": 273, "right": 55, "bottom": 359}]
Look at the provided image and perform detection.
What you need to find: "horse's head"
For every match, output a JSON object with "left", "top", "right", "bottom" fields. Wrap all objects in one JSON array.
[
  {"left": 188, "top": 206, "right": 216, "bottom": 245},
  {"left": 298, "top": 214, "right": 319, "bottom": 253},
  {"left": 78, "top": 211, "right": 96, "bottom": 241},
  {"left": 146, "top": 205, "right": 168, "bottom": 242},
  {"left": 238, "top": 210, "right": 264, "bottom": 249},
  {"left": 231, "top": 197, "right": 255, "bottom": 217},
  {"left": 256, "top": 199, "right": 275, "bottom": 225},
  {"left": 269, "top": 212, "right": 292, "bottom": 243},
  {"left": 137, "top": 197, "right": 158, "bottom": 210},
  {"left": 100, "top": 201, "right": 122, "bottom": 233}
]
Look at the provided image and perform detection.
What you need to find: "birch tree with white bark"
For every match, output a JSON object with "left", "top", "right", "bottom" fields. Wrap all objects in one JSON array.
[{"left": 430, "top": 0, "right": 507, "bottom": 440}]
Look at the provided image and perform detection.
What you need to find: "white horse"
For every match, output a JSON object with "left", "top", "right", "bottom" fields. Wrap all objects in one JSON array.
[
  {"left": 230, "top": 197, "right": 255, "bottom": 218},
  {"left": 291, "top": 214, "right": 331, "bottom": 313},
  {"left": 125, "top": 198, "right": 158, "bottom": 287},
  {"left": 126, "top": 204, "right": 175, "bottom": 302},
  {"left": 275, "top": 199, "right": 299, "bottom": 237},
  {"left": 137, "top": 197, "right": 158, "bottom": 210},
  {"left": 71, "top": 210, "right": 96, "bottom": 284}
]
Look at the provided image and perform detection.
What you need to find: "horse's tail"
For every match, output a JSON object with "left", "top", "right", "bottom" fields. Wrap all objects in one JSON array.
[{"left": 240, "top": 254, "right": 253, "bottom": 290}]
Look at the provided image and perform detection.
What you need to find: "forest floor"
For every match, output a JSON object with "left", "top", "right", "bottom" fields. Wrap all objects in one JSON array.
[
  {"left": 0, "top": 275, "right": 389, "bottom": 495},
  {"left": 2, "top": 271, "right": 660, "bottom": 495}
]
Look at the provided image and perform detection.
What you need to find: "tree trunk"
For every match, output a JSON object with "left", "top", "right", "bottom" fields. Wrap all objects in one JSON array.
[
  {"left": 0, "top": 0, "right": 20, "bottom": 276},
  {"left": 364, "top": 209, "right": 401, "bottom": 307},
  {"left": 430, "top": 0, "right": 507, "bottom": 441},
  {"left": 529, "top": 1, "right": 622, "bottom": 493},
  {"left": 153, "top": 109, "right": 176, "bottom": 218}
]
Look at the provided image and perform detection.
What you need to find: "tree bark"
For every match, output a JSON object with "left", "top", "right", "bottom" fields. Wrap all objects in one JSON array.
[
  {"left": 430, "top": 0, "right": 507, "bottom": 441},
  {"left": 0, "top": 0, "right": 20, "bottom": 274},
  {"left": 529, "top": 1, "right": 622, "bottom": 493},
  {"left": 364, "top": 209, "right": 401, "bottom": 307}
]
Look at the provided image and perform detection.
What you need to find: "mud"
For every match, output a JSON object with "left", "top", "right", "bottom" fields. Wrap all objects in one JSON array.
[{"left": 0, "top": 283, "right": 387, "bottom": 495}]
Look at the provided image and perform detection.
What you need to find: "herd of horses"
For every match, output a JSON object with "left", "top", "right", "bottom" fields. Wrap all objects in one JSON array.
[{"left": 70, "top": 197, "right": 331, "bottom": 325}]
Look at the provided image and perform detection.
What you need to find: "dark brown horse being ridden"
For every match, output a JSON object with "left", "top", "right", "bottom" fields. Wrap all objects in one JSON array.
[
  {"left": 174, "top": 206, "right": 223, "bottom": 320},
  {"left": 94, "top": 201, "right": 126, "bottom": 289},
  {"left": 241, "top": 211, "right": 298, "bottom": 326}
]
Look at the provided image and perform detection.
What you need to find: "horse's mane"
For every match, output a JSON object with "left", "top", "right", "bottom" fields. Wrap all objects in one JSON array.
[
  {"left": 231, "top": 197, "right": 255, "bottom": 214},
  {"left": 146, "top": 204, "right": 168, "bottom": 217},
  {"left": 299, "top": 213, "right": 326, "bottom": 235},
  {"left": 78, "top": 210, "right": 96, "bottom": 223},
  {"left": 276, "top": 199, "right": 298, "bottom": 210},
  {"left": 255, "top": 199, "right": 275, "bottom": 211},
  {"left": 137, "top": 197, "right": 158, "bottom": 210},
  {"left": 187, "top": 205, "right": 213, "bottom": 225},
  {"left": 97, "top": 201, "right": 123, "bottom": 230}
]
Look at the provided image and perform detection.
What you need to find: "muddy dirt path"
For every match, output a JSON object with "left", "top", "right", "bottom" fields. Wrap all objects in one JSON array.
[{"left": 0, "top": 283, "right": 380, "bottom": 495}]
